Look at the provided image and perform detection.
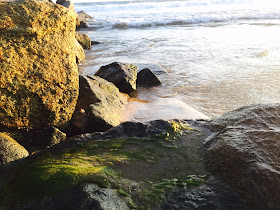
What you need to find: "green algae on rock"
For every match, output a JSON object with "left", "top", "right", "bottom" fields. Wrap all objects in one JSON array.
[
  {"left": 0, "top": 120, "right": 211, "bottom": 209},
  {"left": 0, "top": 0, "right": 79, "bottom": 129}
]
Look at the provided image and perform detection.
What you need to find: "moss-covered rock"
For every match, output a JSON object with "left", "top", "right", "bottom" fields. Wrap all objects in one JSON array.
[
  {"left": 0, "top": 132, "right": 29, "bottom": 165},
  {"left": 75, "top": 32, "right": 91, "bottom": 50},
  {"left": 0, "top": 0, "right": 79, "bottom": 129}
]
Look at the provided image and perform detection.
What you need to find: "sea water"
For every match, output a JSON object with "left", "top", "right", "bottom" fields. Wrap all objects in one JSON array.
[{"left": 74, "top": 0, "right": 280, "bottom": 120}]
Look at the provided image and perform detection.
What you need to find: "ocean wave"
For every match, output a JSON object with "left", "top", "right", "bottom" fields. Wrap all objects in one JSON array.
[
  {"left": 87, "top": 15, "right": 280, "bottom": 29},
  {"left": 76, "top": 0, "right": 280, "bottom": 30}
]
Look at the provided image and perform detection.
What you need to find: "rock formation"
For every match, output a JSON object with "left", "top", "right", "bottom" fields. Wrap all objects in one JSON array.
[
  {"left": 205, "top": 104, "right": 280, "bottom": 209},
  {"left": 0, "top": 0, "right": 79, "bottom": 129}
]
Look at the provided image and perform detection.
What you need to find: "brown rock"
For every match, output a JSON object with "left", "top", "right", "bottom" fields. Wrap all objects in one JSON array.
[
  {"left": 75, "top": 32, "right": 91, "bottom": 50},
  {"left": 69, "top": 75, "right": 128, "bottom": 135},
  {"left": 0, "top": 0, "right": 79, "bottom": 129}
]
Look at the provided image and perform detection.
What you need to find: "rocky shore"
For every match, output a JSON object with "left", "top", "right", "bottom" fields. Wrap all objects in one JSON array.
[{"left": 0, "top": 0, "right": 279, "bottom": 209}]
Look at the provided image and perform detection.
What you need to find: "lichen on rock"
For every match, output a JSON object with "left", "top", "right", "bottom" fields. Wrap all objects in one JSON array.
[{"left": 0, "top": 0, "right": 79, "bottom": 129}]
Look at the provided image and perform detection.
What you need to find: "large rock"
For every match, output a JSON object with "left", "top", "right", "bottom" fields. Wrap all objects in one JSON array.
[
  {"left": 209, "top": 103, "right": 280, "bottom": 132},
  {"left": 205, "top": 104, "right": 280, "bottom": 209},
  {"left": 0, "top": 133, "right": 29, "bottom": 165},
  {"left": 75, "top": 32, "right": 91, "bottom": 50},
  {"left": 95, "top": 62, "right": 138, "bottom": 93},
  {"left": 70, "top": 75, "right": 128, "bottom": 135},
  {"left": 0, "top": 0, "right": 79, "bottom": 129}
]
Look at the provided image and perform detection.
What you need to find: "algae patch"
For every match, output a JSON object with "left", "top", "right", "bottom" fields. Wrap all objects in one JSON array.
[{"left": 0, "top": 121, "right": 209, "bottom": 209}]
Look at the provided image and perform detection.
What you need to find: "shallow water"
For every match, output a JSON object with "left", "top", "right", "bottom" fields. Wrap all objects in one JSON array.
[{"left": 75, "top": 0, "right": 280, "bottom": 120}]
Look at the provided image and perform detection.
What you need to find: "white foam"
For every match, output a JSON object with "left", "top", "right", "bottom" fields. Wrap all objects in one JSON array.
[{"left": 75, "top": 0, "right": 280, "bottom": 29}]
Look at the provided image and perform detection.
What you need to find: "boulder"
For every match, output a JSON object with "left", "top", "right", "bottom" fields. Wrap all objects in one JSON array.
[
  {"left": 30, "top": 127, "right": 66, "bottom": 148},
  {"left": 75, "top": 32, "right": 91, "bottom": 50},
  {"left": 95, "top": 62, "right": 138, "bottom": 93},
  {"left": 209, "top": 103, "right": 280, "bottom": 132},
  {"left": 0, "top": 133, "right": 29, "bottom": 165},
  {"left": 81, "top": 184, "right": 129, "bottom": 210},
  {"left": 77, "top": 10, "right": 93, "bottom": 29},
  {"left": 19, "top": 183, "right": 129, "bottom": 210},
  {"left": 0, "top": 0, "right": 79, "bottom": 129},
  {"left": 70, "top": 75, "right": 128, "bottom": 135},
  {"left": 56, "top": 0, "right": 80, "bottom": 28},
  {"left": 137, "top": 68, "right": 162, "bottom": 87},
  {"left": 205, "top": 104, "right": 280, "bottom": 209}
]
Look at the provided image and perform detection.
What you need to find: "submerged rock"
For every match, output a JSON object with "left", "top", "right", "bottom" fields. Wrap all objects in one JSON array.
[
  {"left": 0, "top": 0, "right": 79, "bottom": 129},
  {"left": 95, "top": 62, "right": 138, "bottom": 93},
  {"left": 69, "top": 75, "right": 128, "bottom": 135},
  {"left": 137, "top": 68, "right": 162, "bottom": 87},
  {"left": 0, "top": 133, "right": 29, "bottom": 165},
  {"left": 205, "top": 104, "right": 280, "bottom": 209},
  {"left": 75, "top": 32, "right": 91, "bottom": 50}
]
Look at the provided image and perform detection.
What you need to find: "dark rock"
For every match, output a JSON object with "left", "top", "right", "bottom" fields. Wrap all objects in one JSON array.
[
  {"left": 56, "top": 0, "right": 66, "bottom": 5},
  {"left": 137, "top": 68, "right": 162, "bottom": 87},
  {"left": 30, "top": 127, "right": 66, "bottom": 148},
  {"left": 69, "top": 75, "right": 128, "bottom": 135},
  {"left": 91, "top": 41, "right": 101, "bottom": 45},
  {"left": 205, "top": 104, "right": 280, "bottom": 209},
  {"left": 99, "top": 120, "right": 173, "bottom": 139},
  {"left": 95, "top": 62, "right": 138, "bottom": 93},
  {"left": 61, "top": 0, "right": 74, "bottom": 11},
  {"left": 21, "top": 183, "right": 129, "bottom": 210},
  {"left": 161, "top": 177, "right": 246, "bottom": 210},
  {"left": 0, "top": 133, "right": 29, "bottom": 165},
  {"left": 209, "top": 103, "right": 280, "bottom": 131},
  {"left": 75, "top": 32, "right": 91, "bottom": 50}
]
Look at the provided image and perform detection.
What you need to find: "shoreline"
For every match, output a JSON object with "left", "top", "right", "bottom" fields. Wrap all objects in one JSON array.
[{"left": 0, "top": 0, "right": 280, "bottom": 209}]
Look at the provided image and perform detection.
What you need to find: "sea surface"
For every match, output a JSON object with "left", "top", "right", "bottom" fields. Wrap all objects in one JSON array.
[{"left": 74, "top": 0, "right": 280, "bottom": 121}]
